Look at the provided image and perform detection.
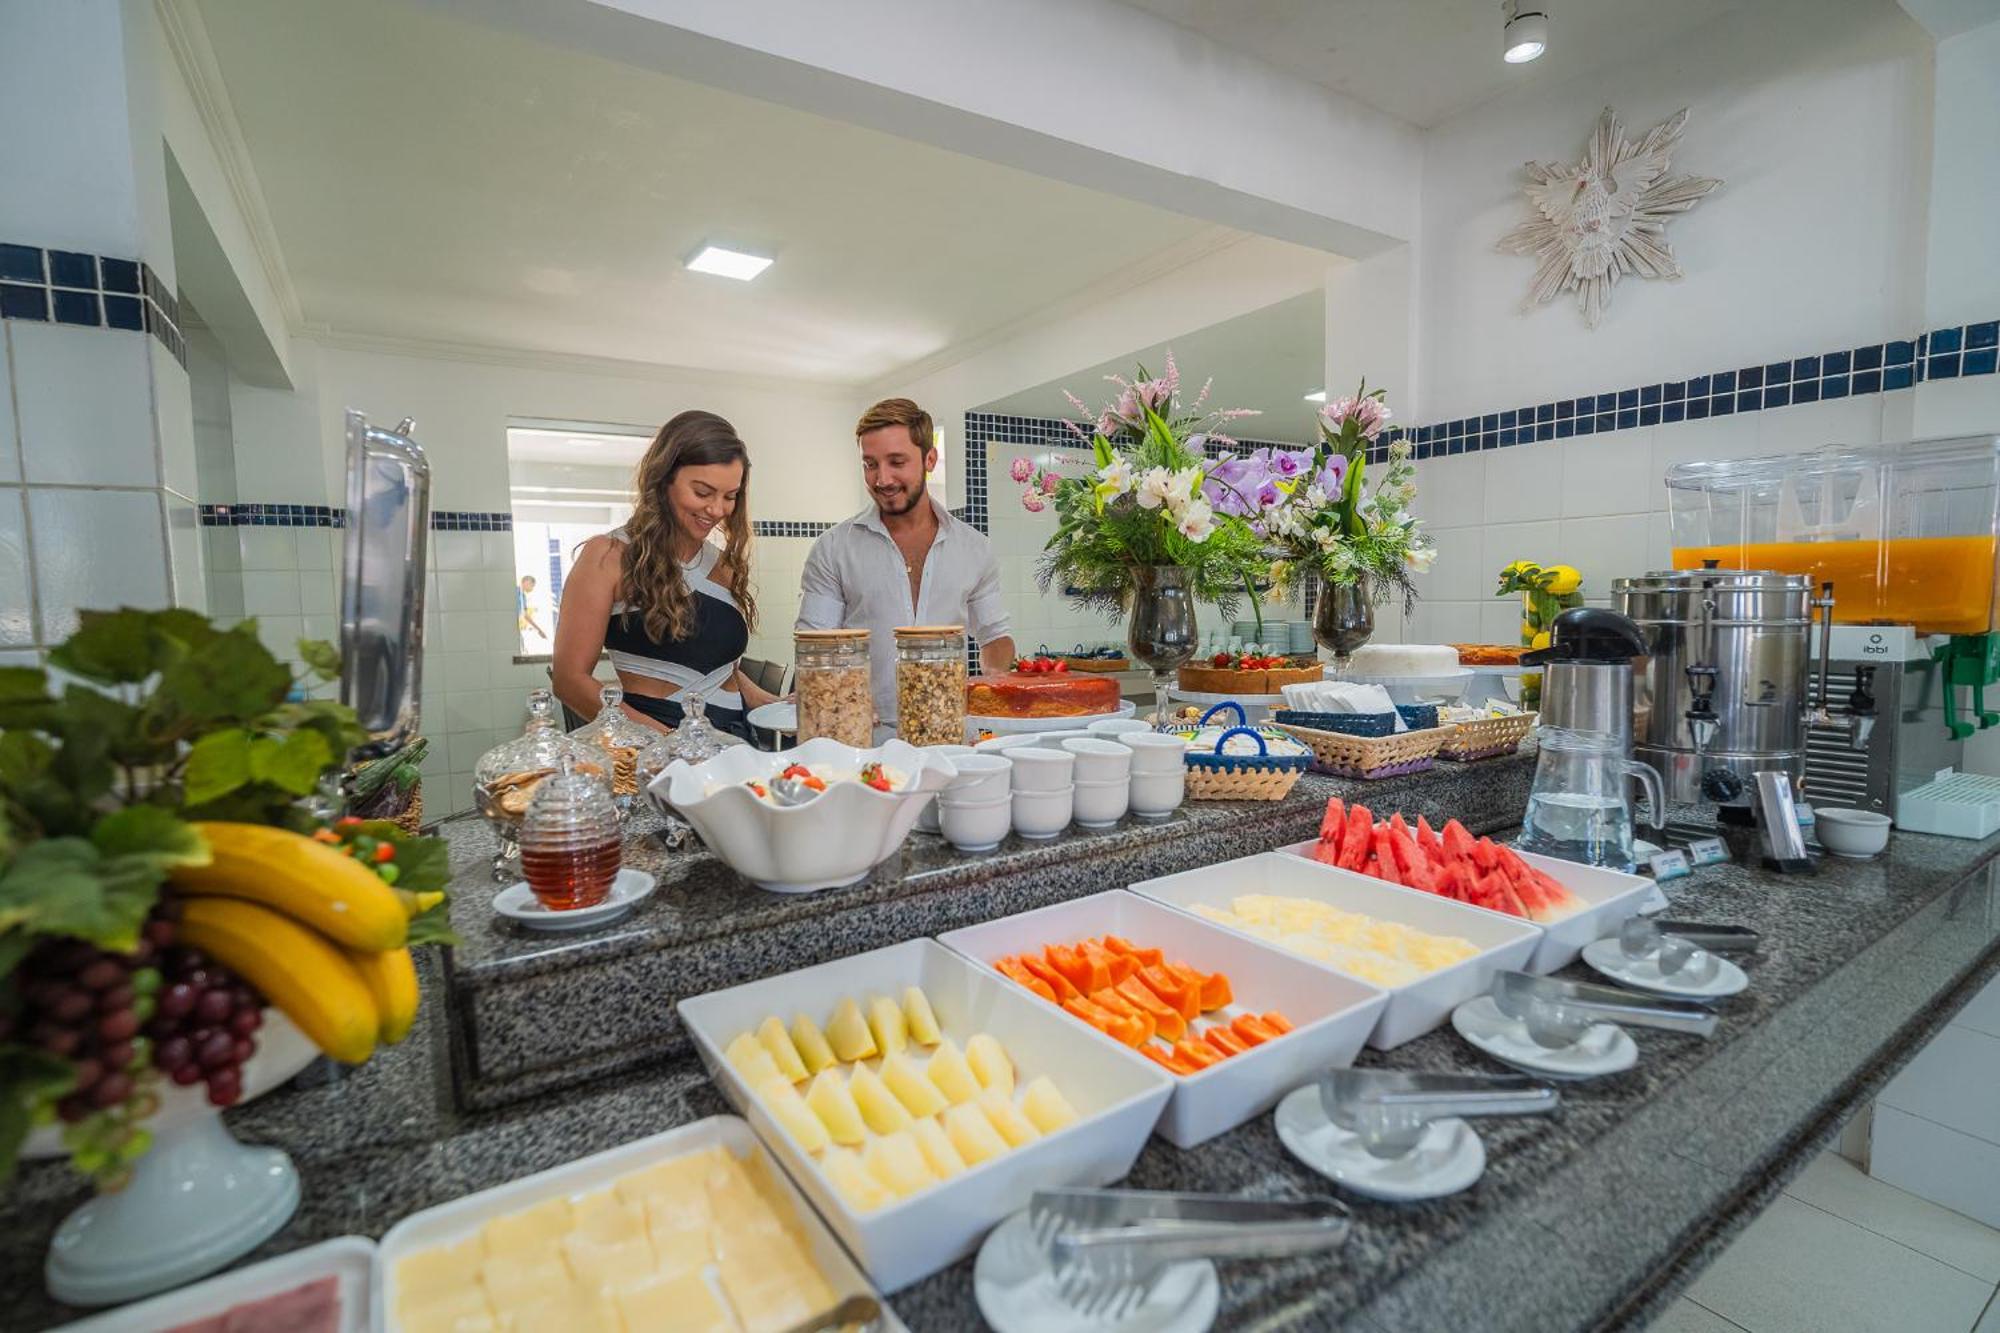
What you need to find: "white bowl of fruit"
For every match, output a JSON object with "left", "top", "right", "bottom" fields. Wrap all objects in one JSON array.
[{"left": 652, "top": 738, "right": 959, "bottom": 894}]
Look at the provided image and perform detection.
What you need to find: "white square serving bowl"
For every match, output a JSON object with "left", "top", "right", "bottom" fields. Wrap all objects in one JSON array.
[
  {"left": 938, "top": 890, "right": 1388, "bottom": 1147},
  {"left": 1277, "top": 840, "right": 1657, "bottom": 974},
  {"left": 677, "top": 939, "right": 1174, "bottom": 1293},
  {"left": 375, "top": 1116, "right": 900, "bottom": 1331},
  {"left": 1131, "top": 853, "right": 1543, "bottom": 1049}
]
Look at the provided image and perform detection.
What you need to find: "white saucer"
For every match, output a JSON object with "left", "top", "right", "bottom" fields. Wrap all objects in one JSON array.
[
  {"left": 494, "top": 867, "right": 657, "bottom": 931},
  {"left": 1272, "top": 1084, "right": 1486, "bottom": 1202},
  {"left": 1636, "top": 883, "right": 1672, "bottom": 915},
  {"left": 1450, "top": 995, "right": 1638, "bottom": 1081},
  {"left": 1580, "top": 937, "right": 1748, "bottom": 999},
  {"left": 973, "top": 1209, "right": 1218, "bottom": 1333},
  {"left": 745, "top": 700, "right": 797, "bottom": 733}
]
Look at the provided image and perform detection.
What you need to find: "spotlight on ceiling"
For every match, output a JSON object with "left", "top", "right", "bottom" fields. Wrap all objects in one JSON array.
[
  {"left": 1303, "top": 390, "right": 1328, "bottom": 403},
  {"left": 1502, "top": 0, "right": 1548, "bottom": 63},
  {"left": 684, "top": 243, "right": 774, "bottom": 281}
]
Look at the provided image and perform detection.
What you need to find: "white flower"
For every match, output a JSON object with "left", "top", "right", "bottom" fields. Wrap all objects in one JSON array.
[
  {"left": 1405, "top": 543, "right": 1437, "bottom": 572},
  {"left": 1304, "top": 483, "right": 1329, "bottom": 509},
  {"left": 1175, "top": 497, "right": 1216, "bottom": 542},
  {"left": 1096, "top": 457, "right": 1135, "bottom": 496},
  {"left": 1164, "top": 467, "right": 1199, "bottom": 510},
  {"left": 1135, "top": 467, "right": 1174, "bottom": 510},
  {"left": 1315, "top": 527, "right": 1339, "bottom": 552}
]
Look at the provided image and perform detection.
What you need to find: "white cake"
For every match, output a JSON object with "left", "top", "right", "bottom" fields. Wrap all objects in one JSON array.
[{"left": 1345, "top": 644, "right": 1463, "bottom": 678}]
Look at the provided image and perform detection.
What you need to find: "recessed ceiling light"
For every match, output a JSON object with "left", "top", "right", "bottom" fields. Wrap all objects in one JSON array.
[
  {"left": 685, "top": 243, "right": 774, "bottom": 281},
  {"left": 1303, "top": 390, "right": 1327, "bottom": 403},
  {"left": 1503, "top": 0, "right": 1548, "bottom": 63}
]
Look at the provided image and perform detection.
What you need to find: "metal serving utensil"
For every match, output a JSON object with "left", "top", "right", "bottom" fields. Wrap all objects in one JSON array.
[
  {"left": 1618, "top": 917, "right": 1759, "bottom": 981},
  {"left": 1318, "top": 1069, "right": 1559, "bottom": 1159},
  {"left": 1029, "top": 1188, "right": 1349, "bottom": 1322},
  {"left": 776, "top": 1293, "right": 881, "bottom": 1333},
  {"left": 766, "top": 774, "right": 824, "bottom": 807},
  {"left": 1491, "top": 971, "right": 1720, "bottom": 1049}
]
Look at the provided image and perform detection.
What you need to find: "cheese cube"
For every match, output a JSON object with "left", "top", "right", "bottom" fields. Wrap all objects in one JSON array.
[
  {"left": 569, "top": 1188, "right": 647, "bottom": 1245},
  {"left": 395, "top": 1233, "right": 485, "bottom": 1301},
  {"left": 562, "top": 1231, "right": 656, "bottom": 1294},
  {"left": 611, "top": 1269, "right": 736, "bottom": 1333},
  {"left": 479, "top": 1196, "right": 572, "bottom": 1257},
  {"left": 718, "top": 1248, "right": 835, "bottom": 1333},
  {"left": 615, "top": 1151, "right": 716, "bottom": 1208},
  {"left": 478, "top": 1254, "right": 570, "bottom": 1312},
  {"left": 649, "top": 1219, "right": 712, "bottom": 1277},
  {"left": 500, "top": 1283, "right": 620, "bottom": 1332},
  {"left": 396, "top": 1281, "right": 494, "bottom": 1333}
]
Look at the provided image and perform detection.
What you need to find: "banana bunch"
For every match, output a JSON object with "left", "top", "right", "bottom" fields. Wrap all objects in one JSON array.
[{"left": 166, "top": 822, "right": 426, "bottom": 1064}]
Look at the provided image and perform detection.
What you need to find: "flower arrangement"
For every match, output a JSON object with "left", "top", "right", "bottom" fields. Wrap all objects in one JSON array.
[
  {"left": 1015, "top": 354, "right": 1270, "bottom": 618},
  {"left": 1206, "top": 383, "right": 1434, "bottom": 614}
]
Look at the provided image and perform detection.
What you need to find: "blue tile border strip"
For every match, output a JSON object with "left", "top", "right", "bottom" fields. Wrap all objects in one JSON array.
[
  {"left": 0, "top": 241, "right": 187, "bottom": 368},
  {"left": 751, "top": 520, "right": 835, "bottom": 539},
  {"left": 199, "top": 503, "right": 515, "bottom": 531}
]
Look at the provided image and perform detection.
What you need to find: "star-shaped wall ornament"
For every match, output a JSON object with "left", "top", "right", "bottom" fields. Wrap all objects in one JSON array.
[{"left": 1497, "top": 106, "right": 1722, "bottom": 329}]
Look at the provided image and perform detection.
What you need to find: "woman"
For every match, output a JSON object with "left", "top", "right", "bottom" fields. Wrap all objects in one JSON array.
[{"left": 553, "top": 410, "right": 778, "bottom": 741}]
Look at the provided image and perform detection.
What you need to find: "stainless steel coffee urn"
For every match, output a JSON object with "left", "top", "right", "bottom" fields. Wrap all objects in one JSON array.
[{"left": 1518, "top": 607, "right": 1650, "bottom": 753}]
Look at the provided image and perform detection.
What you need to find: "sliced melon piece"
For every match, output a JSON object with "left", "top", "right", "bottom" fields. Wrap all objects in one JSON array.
[
  {"left": 862, "top": 1130, "right": 937, "bottom": 1198},
  {"left": 979, "top": 1089, "right": 1042, "bottom": 1148},
  {"left": 847, "top": 1063, "right": 913, "bottom": 1135},
  {"left": 756, "top": 1016, "right": 808, "bottom": 1082},
  {"left": 942, "top": 1102, "right": 1010, "bottom": 1166},
  {"left": 804, "top": 1069, "right": 866, "bottom": 1146},
  {"left": 965, "top": 1033, "right": 1015, "bottom": 1096},
  {"left": 758, "top": 1075, "right": 830, "bottom": 1154},
  {"left": 1020, "top": 1075, "right": 1080, "bottom": 1135},
  {"left": 790, "top": 1012, "right": 837, "bottom": 1075},
  {"left": 926, "top": 1037, "right": 981, "bottom": 1105},
  {"left": 879, "top": 1051, "right": 949, "bottom": 1118},
  {"left": 909, "top": 1115, "right": 968, "bottom": 1180},
  {"left": 867, "top": 994, "right": 909, "bottom": 1057},
  {"left": 902, "top": 986, "right": 942, "bottom": 1045},
  {"left": 825, "top": 997, "right": 877, "bottom": 1063},
  {"left": 820, "top": 1147, "right": 892, "bottom": 1213},
  {"left": 724, "top": 1032, "right": 782, "bottom": 1087}
]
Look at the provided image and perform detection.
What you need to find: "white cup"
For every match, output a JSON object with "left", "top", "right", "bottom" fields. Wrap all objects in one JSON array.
[
  {"left": 917, "top": 744, "right": 976, "bottom": 833},
  {"left": 1011, "top": 785, "right": 1074, "bottom": 839},
  {"left": 940, "top": 793, "right": 1011, "bottom": 852},
  {"left": 1119, "top": 732, "right": 1189, "bottom": 774},
  {"left": 1007, "top": 747, "right": 1076, "bottom": 793},
  {"left": 1129, "top": 768, "right": 1186, "bottom": 818},
  {"left": 1060, "top": 737, "right": 1133, "bottom": 784},
  {"left": 1072, "top": 775, "right": 1130, "bottom": 828},
  {"left": 1087, "top": 718, "right": 1153, "bottom": 739},
  {"left": 943, "top": 753, "right": 1012, "bottom": 803}
]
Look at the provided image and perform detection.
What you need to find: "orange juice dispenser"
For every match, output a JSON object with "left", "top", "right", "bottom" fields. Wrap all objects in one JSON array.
[{"left": 1664, "top": 434, "right": 2000, "bottom": 829}]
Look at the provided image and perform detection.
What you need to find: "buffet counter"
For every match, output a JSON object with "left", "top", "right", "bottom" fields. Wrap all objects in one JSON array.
[{"left": 4, "top": 763, "right": 1999, "bottom": 1331}]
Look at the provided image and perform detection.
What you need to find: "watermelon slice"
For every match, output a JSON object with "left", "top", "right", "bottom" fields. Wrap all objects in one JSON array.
[
  {"left": 1441, "top": 818, "right": 1476, "bottom": 863},
  {"left": 1415, "top": 815, "right": 1443, "bottom": 859},
  {"left": 1337, "top": 805, "right": 1373, "bottom": 871},
  {"left": 1319, "top": 796, "right": 1347, "bottom": 844},
  {"left": 1472, "top": 836, "right": 1501, "bottom": 873}
]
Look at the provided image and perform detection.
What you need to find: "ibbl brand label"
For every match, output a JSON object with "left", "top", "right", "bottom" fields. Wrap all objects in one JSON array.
[
  {"left": 1648, "top": 849, "right": 1692, "bottom": 881},
  {"left": 1687, "top": 837, "right": 1729, "bottom": 867}
]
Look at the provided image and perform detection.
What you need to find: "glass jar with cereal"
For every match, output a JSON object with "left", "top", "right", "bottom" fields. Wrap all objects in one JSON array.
[
  {"left": 794, "top": 628, "right": 874, "bottom": 747},
  {"left": 895, "top": 625, "right": 967, "bottom": 746}
]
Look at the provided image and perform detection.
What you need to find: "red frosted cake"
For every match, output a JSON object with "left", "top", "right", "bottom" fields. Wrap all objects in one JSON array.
[
  {"left": 1178, "top": 651, "right": 1323, "bottom": 696},
  {"left": 966, "top": 656, "right": 1122, "bottom": 718}
]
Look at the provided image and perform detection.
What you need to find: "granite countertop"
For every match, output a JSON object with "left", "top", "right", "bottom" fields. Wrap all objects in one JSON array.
[{"left": 3, "top": 787, "right": 1998, "bottom": 1331}]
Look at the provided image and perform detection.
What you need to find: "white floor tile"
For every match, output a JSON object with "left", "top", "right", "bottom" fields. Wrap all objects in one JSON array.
[
  {"left": 1648, "top": 1298, "right": 1747, "bottom": 1333},
  {"left": 1879, "top": 1024, "right": 2000, "bottom": 1143},
  {"left": 1785, "top": 1151, "right": 2000, "bottom": 1282},
  {"left": 1686, "top": 1195, "right": 1992, "bottom": 1333},
  {"left": 1976, "top": 1286, "right": 1999, "bottom": 1332},
  {"left": 1871, "top": 1104, "right": 2000, "bottom": 1230}
]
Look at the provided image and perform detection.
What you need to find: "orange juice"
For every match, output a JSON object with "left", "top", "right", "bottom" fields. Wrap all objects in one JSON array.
[{"left": 1671, "top": 537, "right": 1998, "bottom": 634}]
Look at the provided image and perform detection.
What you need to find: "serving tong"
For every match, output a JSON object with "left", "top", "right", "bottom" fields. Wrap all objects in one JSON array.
[
  {"left": 1318, "top": 1069, "right": 1559, "bottom": 1159},
  {"left": 1028, "top": 1187, "right": 1349, "bottom": 1321},
  {"left": 1618, "top": 917, "right": 1759, "bottom": 983},
  {"left": 1490, "top": 970, "right": 1719, "bottom": 1049}
]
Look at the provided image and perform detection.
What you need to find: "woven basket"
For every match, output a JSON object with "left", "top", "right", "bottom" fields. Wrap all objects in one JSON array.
[
  {"left": 1275, "top": 721, "right": 1452, "bottom": 780},
  {"left": 388, "top": 785, "right": 425, "bottom": 834},
  {"left": 1180, "top": 704, "right": 1310, "bottom": 801},
  {"left": 1438, "top": 711, "right": 1537, "bottom": 763},
  {"left": 1273, "top": 704, "right": 1439, "bottom": 736}
]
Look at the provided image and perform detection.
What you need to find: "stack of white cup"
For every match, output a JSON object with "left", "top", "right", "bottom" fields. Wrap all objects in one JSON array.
[
  {"left": 1006, "top": 748, "right": 1075, "bottom": 840},
  {"left": 935, "top": 753, "right": 1014, "bottom": 852},
  {"left": 915, "top": 744, "right": 975, "bottom": 835},
  {"left": 1118, "top": 732, "right": 1188, "bottom": 816},
  {"left": 1060, "top": 737, "right": 1132, "bottom": 827}
]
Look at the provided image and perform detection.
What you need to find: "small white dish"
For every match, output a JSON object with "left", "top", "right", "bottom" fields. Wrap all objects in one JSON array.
[
  {"left": 1009, "top": 747, "right": 1077, "bottom": 792},
  {"left": 944, "top": 752, "right": 1014, "bottom": 803},
  {"left": 973, "top": 1209, "right": 1218, "bottom": 1333},
  {"left": 941, "top": 794, "right": 1012, "bottom": 853},
  {"left": 1128, "top": 769, "right": 1186, "bottom": 818},
  {"left": 1013, "top": 785, "right": 1074, "bottom": 839},
  {"left": 494, "top": 867, "right": 656, "bottom": 931},
  {"left": 1273, "top": 1083, "right": 1486, "bottom": 1202},
  {"left": 1816, "top": 807, "right": 1891, "bottom": 858},
  {"left": 1059, "top": 737, "right": 1133, "bottom": 784},
  {"left": 1581, "top": 937, "right": 1748, "bottom": 999},
  {"left": 745, "top": 700, "right": 798, "bottom": 734},
  {"left": 916, "top": 745, "right": 977, "bottom": 833},
  {"left": 1449, "top": 995, "right": 1638, "bottom": 1081},
  {"left": 1118, "top": 732, "right": 1189, "bottom": 774},
  {"left": 1071, "top": 776, "right": 1130, "bottom": 828},
  {"left": 1087, "top": 718, "right": 1154, "bottom": 739}
]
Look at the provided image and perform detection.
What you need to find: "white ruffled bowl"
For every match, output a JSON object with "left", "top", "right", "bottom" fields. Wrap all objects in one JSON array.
[{"left": 651, "top": 738, "right": 959, "bottom": 893}]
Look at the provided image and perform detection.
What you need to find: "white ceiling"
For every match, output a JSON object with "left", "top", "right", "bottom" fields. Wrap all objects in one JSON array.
[
  {"left": 506, "top": 427, "right": 651, "bottom": 468},
  {"left": 194, "top": 0, "right": 1217, "bottom": 384},
  {"left": 980, "top": 291, "right": 1327, "bottom": 443},
  {"left": 1119, "top": 0, "right": 1751, "bottom": 129}
]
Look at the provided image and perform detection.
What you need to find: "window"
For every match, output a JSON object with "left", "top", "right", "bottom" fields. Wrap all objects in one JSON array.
[{"left": 506, "top": 422, "right": 651, "bottom": 656}]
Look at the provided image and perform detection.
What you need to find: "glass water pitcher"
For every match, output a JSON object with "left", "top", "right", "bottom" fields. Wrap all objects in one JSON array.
[{"left": 1517, "top": 726, "right": 1666, "bottom": 872}]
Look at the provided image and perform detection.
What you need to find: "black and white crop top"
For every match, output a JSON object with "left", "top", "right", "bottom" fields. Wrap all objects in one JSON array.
[{"left": 602, "top": 533, "right": 748, "bottom": 709}]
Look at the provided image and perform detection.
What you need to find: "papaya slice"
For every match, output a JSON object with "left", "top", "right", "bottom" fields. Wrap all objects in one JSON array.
[
  {"left": 1138, "top": 964, "right": 1199, "bottom": 1021},
  {"left": 1115, "top": 975, "right": 1185, "bottom": 1042},
  {"left": 995, "top": 956, "right": 1055, "bottom": 1002},
  {"left": 1139, "top": 1044, "right": 1198, "bottom": 1076},
  {"left": 1045, "top": 943, "right": 1102, "bottom": 994},
  {"left": 1101, "top": 935, "right": 1165, "bottom": 968},
  {"left": 1089, "top": 987, "right": 1156, "bottom": 1046},
  {"left": 1061, "top": 994, "right": 1122, "bottom": 1039},
  {"left": 1017, "top": 954, "right": 1079, "bottom": 1002},
  {"left": 1080, "top": 938, "right": 1136, "bottom": 986},
  {"left": 1203, "top": 1025, "right": 1249, "bottom": 1058},
  {"left": 1231, "top": 1013, "right": 1282, "bottom": 1046},
  {"left": 1171, "top": 1037, "right": 1225, "bottom": 1070},
  {"left": 1259, "top": 1011, "right": 1294, "bottom": 1034}
]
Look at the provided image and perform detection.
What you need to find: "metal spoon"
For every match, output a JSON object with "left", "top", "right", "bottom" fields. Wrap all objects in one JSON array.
[
  {"left": 767, "top": 774, "right": 824, "bottom": 806},
  {"left": 1617, "top": 917, "right": 1755, "bottom": 982}
]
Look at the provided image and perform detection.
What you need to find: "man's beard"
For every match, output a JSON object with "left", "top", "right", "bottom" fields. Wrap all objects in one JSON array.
[{"left": 873, "top": 477, "right": 927, "bottom": 517}]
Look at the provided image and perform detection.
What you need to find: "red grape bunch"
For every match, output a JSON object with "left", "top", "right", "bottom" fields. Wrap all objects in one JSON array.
[{"left": 147, "top": 942, "right": 265, "bottom": 1111}]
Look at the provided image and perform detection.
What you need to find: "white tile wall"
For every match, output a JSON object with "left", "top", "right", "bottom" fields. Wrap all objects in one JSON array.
[
  {"left": 165, "top": 494, "right": 205, "bottom": 614},
  {"left": 27, "top": 488, "right": 168, "bottom": 642},
  {"left": 0, "top": 329, "right": 20, "bottom": 485},
  {"left": 154, "top": 342, "right": 197, "bottom": 501},
  {"left": 0, "top": 489, "right": 34, "bottom": 646},
  {"left": 11, "top": 324, "right": 157, "bottom": 488},
  {"left": 1872, "top": 1104, "right": 2000, "bottom": 1230}
]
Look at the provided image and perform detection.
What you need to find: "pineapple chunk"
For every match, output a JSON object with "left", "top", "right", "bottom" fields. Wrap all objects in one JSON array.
[
  {"left": 1020, "top": 1075, "right": 1081, "bottom": 1135},
  {"left": 879, "top": 1051, "right": 948, "bottom": 1118},
  {"left": 847, "top": 1063, "right": 913, "bottom": 1135},
  {"left": 394, "top": 1233, "right": 484, "bottom": 1299},
  {"left": 825, "top": 997, "right": 877, "bottom": 1062},
  {"left": 570, "top": 1188, "right": 646, "bottom": 1245},
  {"left": 804, "top": 1069, "right": 867, "bottom": 1146},
  {"left": 965, "top": 1033, "right": 1015, "bottom": 1096},
  {"left": 863, "top": 1129, "right": 938, "bottom": 1198},
  {"left": 478, "top": 1252, "right": 569, "bottom": 1310},
  {"left": 867, "top": 994, "right": 909, "bottom": 1056},
  {"left": 725, "top": 1032, "right": 782, "bottom": 1087},
  {"left": 564, "top": 1231, "right": 656, "bottom": 1295},
  {"left": 821, "top": 1146, "right": 893, "bottom": 1213},
  {"left": 909, "top": 1116, "right": 968, "bottom": 1179},
  {"left": 611, "top": 1270, "right": 734, "bottom": 1333},
  {"left": 759, "top": 1074, "right": 831, "bottom": 1153},
  {"left": 902, "top": 985, "right": 942, "bottom": 1045},
  {"left": 979, "top": 1089, "right": 1042, "bottom": 1148},
  {"left": 942, "top": 1102, "right": 1010, "bottom": 1166},
  {"left": 757, "top": 1015, "right": 809, "bottom": 1082},
  {"left": 790, "top": 1012, "right": 837, "bottom": 1075},
  {"left": 926, "top": 1037, "right": 981, "bottom": 1105},
  {"left": 480, "top": 1194, "right": 572, "bottom": 1256}
]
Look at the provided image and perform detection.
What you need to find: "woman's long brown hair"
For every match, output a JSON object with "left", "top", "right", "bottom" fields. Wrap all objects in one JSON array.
[{"left": 620, "top": 410, "right": 757, "bottom": 642}]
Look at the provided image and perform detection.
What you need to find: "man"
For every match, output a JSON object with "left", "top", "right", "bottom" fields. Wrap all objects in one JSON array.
[
  {"left": 516, "top": 574, "right": 548, "bottom": 642},
  {"left": 798, "top": 398, "right": 1015, "bottom": 728}
]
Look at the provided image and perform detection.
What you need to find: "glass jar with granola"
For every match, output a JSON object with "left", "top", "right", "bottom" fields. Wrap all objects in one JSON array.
[
  {"left": 794, "top": 628, "right": 874, "bottom": 747},
  {"left": 895, "top": 625, "right": 967, "bottom": 746}
]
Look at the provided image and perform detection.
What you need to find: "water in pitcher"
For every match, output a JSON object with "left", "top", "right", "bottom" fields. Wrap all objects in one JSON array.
[{"left": 1518, "top": 791, "right": 1637, "bottom": 870}]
